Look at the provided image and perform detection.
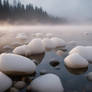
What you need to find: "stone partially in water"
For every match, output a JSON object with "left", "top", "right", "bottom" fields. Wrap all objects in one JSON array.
[
  {"left": 69, "top": 46, "right": 92, "bottom": 63},
  {"left": 86, "top": 72, "right": 92, "bottom": 81},
  {"left": 56, "top": 50, "right": 64, "bottom": 56},
  {"left": 0, "top": 53, "right": 36, "bottom": 75},
  {"left": 65, "top": 66, "right": 88, "bottom": 75},
  {"left": 0, "top": 72, "right": 12, "bottom": 92},
  {"left": 14, "top": 81, "right": 26, "bottom": 89},
  {"left": 40, "top": 69, "right": 48, "bottom": 75},
  {"left": 64, "top": 53, "right": 88, "bottom": 69},
  {"left": 30, "top": 73, "right": 64, "bottom": 92}
]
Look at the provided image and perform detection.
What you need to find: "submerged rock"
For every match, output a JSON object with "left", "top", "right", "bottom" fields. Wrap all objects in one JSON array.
[
  {"left": 40, "top": 69, "right": 48, "bottom": 75},
  {"left": 86, "top": 72, "right": 92, "bottom": 81},
  {"left": 0, "top": 72, "right": 12, "bottom": 92},
  {"left": 56, "top": 50, "right": 64, "bottom": 56},
  {"left": 64, "top": 53, "right": 88, "bottom": 69},
  {"left": 0, "top": 53, "right": 36, "bottom": 75},
  {"left": 30, "top": 73, "right": 64, "bottom": 92},
  {"left": 14, "top": 81, "right": 26, "bottom": 89}
]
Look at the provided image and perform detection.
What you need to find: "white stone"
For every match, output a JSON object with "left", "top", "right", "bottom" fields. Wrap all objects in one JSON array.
[
  {"left": 42, "top": 38, "right": 56, "bottom": 49},
  {"left": 28, "top": 38, "right": 45, "bottom": 54},
  {"left": 30, "top": 73, "right": 64, "bottom": 92},
  {"left": 51, "top": 37, "right": 66, "bottom": 47},
  {"left": 13, "top": 45, "right": 27, "bottom": 56},
  {"left": 69, "top": 46, "right": 92, "bottom": 62},
  {"left": 0, "top": 72, "right": 12, "bottom": 92},
  {"left": 64, "top": 53, "right": 88, "bottom": 69},
  {"left": 56, "top": 50, "right": 64, "bottom": 56},
  {"left": 0, "top": 53, "right": 36, "bottom": 75}
]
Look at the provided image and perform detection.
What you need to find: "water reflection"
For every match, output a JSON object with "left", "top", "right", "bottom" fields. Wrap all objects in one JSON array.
[{"left": 65, "top": 66, "right": 88, "bottom": 75}]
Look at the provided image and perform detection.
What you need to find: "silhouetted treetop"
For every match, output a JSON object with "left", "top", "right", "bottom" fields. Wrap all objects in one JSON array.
[{"left": 0, "top": 0, "right": 66, "bottom": 24}]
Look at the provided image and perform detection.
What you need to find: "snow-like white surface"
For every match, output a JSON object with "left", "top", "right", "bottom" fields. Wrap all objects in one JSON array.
[
  {"left": 0, "top": 53, "right": 36, "bottom": 74},
  {"left": 30, "top": 73, "right": 64, "bottom": 92},
  {"left": 42, "top": 38, "right": 56, "bottom": 49},
  {"left": 64, "top": 53, "right": 88, "bottom": 69},
  {"left": 0, "top": 72, "right": 12, "bottom": 92},
  {"left": 16, "top": 33, "right": 28, "bottom": 40},
  {"left": 28, "top": 38, "right": 45, "bottom": 54},
  {"left": 69, "top": 46, "right": 92, "bottom": 62},
  {"left": 13, "top": 45, "right": 27, "bottom": 56},
  {"left": 51, "top": 37, "right": 66, "bottom": 47}
]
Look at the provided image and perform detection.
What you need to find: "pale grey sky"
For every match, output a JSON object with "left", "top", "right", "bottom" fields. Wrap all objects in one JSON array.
[{"left": 9, "top": 0, "right": 92, "bottom": 20}]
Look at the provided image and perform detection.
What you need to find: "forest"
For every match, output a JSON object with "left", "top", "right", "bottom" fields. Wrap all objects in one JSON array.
[{"left": 0, "top": 0, "right": 66, "bottom": 24}]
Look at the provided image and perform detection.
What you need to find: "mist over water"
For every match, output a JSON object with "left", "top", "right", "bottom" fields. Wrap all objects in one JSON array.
[{"left": 0, "top": 24, "right": 92, "bottom": 43}]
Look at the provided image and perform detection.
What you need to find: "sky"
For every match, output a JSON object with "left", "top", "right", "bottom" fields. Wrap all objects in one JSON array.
[{"left": 9, "top": 0, "right": 92, "bottom": 21}]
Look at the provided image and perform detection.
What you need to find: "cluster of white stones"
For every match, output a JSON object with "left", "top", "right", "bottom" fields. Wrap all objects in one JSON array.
[
  {"left": 64, "top": 46, "right": 92, "bottom": 69},
  {"left": 13, "top": 34, "right": 66, "bottom": 56}
]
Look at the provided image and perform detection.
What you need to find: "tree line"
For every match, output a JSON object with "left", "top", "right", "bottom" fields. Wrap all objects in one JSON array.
[{"left": 0, "top": 0, "right": 66, "bottom": 24}]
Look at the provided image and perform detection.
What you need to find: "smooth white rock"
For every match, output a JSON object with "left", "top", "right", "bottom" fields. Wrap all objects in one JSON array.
[
  {"left": 0, "top": 72, "right": 12, "bottom": 92},
  {"left": 69, "top": 46, "right": 92, "bottom": 62},
  {"left": 42, "top": 38, "right": 56, "bottom": 49},
  {"left": 30, "top": 73, "right": 64, "bottom": 92},
  {"left": 51, "top": 37, "right": 66, "bottom": 47},
  {"left": 28, "top": 38, "right": 45, "bottom": 54},
  {"left": 64, "top": 53, "right": 88, "bottom": 69},
  {"left": 13, "top": 45, "right": 27, "bottom": 56},
  {"left": 0, "top": 53, "right": 36, "bottom": 74}
]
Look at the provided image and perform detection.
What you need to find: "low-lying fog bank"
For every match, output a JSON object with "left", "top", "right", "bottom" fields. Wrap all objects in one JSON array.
[{"left": 0, "top": 24, "right": 92, "bottom": 52}]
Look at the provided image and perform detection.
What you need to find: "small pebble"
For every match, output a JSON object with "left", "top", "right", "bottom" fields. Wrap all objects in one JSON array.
[
  {"left": 14, "top": 81, "right": 26, "bottom": 89},
  {"left": 56, "top": 50, "right": 64, "bottom": 56}
]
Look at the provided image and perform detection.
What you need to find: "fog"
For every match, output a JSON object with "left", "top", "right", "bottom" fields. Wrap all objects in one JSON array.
[{"left": 0, "top": 25, "right": 92, "bottom": 49}]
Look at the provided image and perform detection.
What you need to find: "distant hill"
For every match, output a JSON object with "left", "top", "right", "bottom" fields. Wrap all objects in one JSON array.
[{"left": 0, "top": 0, "right": 66, "bottom": 25}]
